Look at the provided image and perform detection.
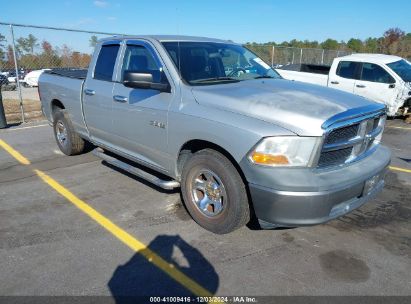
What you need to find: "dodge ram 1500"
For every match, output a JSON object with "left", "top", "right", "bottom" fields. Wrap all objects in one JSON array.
[{"left": 39, "top": 36, "right": 391, "bottom": 234}]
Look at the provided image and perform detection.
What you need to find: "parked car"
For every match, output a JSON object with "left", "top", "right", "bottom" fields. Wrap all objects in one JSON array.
[
  {"left": 276, "top": 54, "right": 411, "bottom": 117},
  {"left": 0, "top": 74, "right": 8, "bottom": 86},
  {"left": 0, "top": 73, "right": 17, "bottom": 91},
  {"left": 24, "top": 69, "right": 49, "bottom": 87},
  {"left": 39, "top": 36, "right": 391, "bottom": 234},
  {"left": 6, "top": 71, "right": 17, "bottom": 83}
]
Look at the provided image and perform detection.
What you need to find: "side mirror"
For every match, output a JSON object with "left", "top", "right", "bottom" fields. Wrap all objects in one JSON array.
[
  {"left": 388, "top": 83, "right": 395, "bottom": 89},
  {"left": 123, "top": 70, "right": 170, "bottom": 92}
]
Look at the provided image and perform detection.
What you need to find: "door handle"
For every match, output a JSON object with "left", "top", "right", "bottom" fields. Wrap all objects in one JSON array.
[
  {"left": 356, "top": 84, "right": 366, "bottom": 88},
  {"left": 113, "top": 95, "right": 128, "bottom": 103},
  {"left": 330, "top": 81, "right": 339, "bottom": 84},
  {"left": 84, "top": 89, "right": 95, "bottom": 96}
]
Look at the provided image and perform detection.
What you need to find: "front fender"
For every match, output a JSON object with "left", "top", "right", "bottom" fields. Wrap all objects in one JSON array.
[{"left": 167, "top": 103, "right": 295, "bottom": 177}]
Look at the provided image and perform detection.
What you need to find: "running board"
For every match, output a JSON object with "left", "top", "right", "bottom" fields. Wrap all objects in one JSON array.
[{"left": 92, "top": 148, "right": 180, "bottom": 190}]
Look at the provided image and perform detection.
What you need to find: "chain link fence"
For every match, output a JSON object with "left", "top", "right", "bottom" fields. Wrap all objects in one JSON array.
[
  {"left": 246, "top": 45, "right": 352, "bottom": 67},
  {"left": 1, "top": 22, "right": 353, "bottom": 124},
  {"left": 0, "top": 22, "right": 123, "bottom": 124}
]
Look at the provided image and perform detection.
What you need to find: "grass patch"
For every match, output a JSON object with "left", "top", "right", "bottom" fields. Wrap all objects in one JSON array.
[{"left": 1, "top": 99, "right": 44, "bottom": 123}]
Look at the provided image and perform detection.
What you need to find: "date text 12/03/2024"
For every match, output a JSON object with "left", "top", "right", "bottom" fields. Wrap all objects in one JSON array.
[{"left": 149, "top": 296, "right": 257, "bottom": 303}]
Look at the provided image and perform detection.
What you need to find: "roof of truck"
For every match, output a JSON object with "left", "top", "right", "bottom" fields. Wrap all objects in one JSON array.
[
  {"left": 340, "top": 53, "right": 403, "bottom": 64},
  {"left": 99, "top": 35, "right": 233, "bottom": 44}
]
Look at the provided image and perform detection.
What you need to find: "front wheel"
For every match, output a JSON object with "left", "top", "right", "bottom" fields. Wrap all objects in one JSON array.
[{"left": 181, "top": 149, "right": 250, "bottom": 234}]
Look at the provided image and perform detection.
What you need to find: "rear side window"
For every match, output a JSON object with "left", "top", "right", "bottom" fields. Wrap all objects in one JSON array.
[
  {"left": 94, "top": 44, "right": 120, "bottom": 81},
  {"left": 336, "top": 61, "right": 358, "bottom": 79},
  {"left": 360, "top": 63, "right": 395, "bottom": 84}
]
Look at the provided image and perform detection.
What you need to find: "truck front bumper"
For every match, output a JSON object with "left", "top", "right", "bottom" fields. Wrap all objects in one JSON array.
[{"left": 241, "top": 145, "right": 391, "bottom": 228}]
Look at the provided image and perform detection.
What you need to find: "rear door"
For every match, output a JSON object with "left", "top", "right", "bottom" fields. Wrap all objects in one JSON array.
[
  {"left": 354, "top": 62, "right": 398, "bottom": 106},
  {"left": 328, "top": 60, "right": 360, "bottom": 93},
  {"left": 110, "top": 40, "right": 174, "bottom": 171},
  {"left": 83, "top": 41, "right": 121, "bottom": 145}
]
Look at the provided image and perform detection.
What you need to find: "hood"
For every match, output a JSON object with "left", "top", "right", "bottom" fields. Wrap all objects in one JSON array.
[{"left": 191, "top": 79, "right": 379, "bottom": 136}]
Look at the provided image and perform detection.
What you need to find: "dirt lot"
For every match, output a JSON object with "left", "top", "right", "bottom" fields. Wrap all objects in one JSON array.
[
  {"left": 1, "top": 87, "right": 43, "bottom": 123},
  {"left": 0, "top": 118, "right": 410, "bottom": 301}
]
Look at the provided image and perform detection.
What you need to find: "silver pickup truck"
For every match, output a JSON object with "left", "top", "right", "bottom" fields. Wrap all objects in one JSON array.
[{"left": 39, "top": 35, "right": 391, "bottom": 234}]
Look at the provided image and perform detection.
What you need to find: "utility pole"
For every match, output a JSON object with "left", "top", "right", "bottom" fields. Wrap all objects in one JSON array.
[
  {"left": 10, "top": 24, "right": 25, "bottom": 123},
  {"left": 0, "top": 84, "right": 7, "bottom": 128},
  {"left": 271, "top": 45, "right": 275, "bottom": 67}
]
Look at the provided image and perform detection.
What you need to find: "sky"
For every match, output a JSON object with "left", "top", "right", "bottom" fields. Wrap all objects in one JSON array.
[{"left": 1, "top": 0, "right": 411, "bottom": 53}]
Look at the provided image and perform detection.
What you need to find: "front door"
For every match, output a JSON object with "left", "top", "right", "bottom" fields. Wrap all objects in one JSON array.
[
  {"left": 354, "top": 62, "right": 398, "bottom": 107},
  {"left": 111, "top": 40, "right": 173, "bottom": 171}
]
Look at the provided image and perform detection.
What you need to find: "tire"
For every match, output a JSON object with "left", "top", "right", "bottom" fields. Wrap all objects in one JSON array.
[
  {"left": 53, "top": 109, "right": 85, "bottom": 155},
  {"left": 181, "top": 149, "right": 250, "bottom": 234}
]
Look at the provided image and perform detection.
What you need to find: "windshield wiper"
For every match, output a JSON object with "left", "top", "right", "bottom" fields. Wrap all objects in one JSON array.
[
  {"left": 191, "top": 77, "right": 240, "bottom": 83},
  {"left": 253, "top": 75, "right": 276, "bottom": 79}
]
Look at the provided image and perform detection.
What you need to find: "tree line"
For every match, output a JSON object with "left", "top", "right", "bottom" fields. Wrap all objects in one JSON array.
[
  {"left": 0, "top": 34, "right": 98, "bottom": 70},
  {"left": 246, "top": 28, "right": 411, "bottom": 60},
  {"left": 1, "top": 28, "right": 410, "bottom": 71}
]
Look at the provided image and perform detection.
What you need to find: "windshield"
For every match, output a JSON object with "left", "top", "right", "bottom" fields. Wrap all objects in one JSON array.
[
  {"left": 162, "top": 41, "right": 281, "bottom": 85},
  {"left": 387, "top": 59, "right": 411, "bottom": 82}
]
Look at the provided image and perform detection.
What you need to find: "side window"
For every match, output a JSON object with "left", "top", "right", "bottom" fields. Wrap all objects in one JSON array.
[
  {"left": 94, "top": 44, "right": 120, "bottom": 81},
  {"left": 336, "top": 61, "right": 358, "bottom": 79},
  {"left": 360, "top": 63, "right": 395, "bottom": 84},
  {"left": 121, "top": 45, "right": 161, "bottom": 82}
]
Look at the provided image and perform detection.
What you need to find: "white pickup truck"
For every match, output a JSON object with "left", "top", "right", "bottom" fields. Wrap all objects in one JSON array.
[{"left": 276, "top": 54, "right": 411, "bottom": 117}]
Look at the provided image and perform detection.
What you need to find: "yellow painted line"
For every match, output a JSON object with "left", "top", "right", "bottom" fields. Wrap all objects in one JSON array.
[
  {"left": 387, "top": 126, "right": 411, "bottom": 130},
  {"left": 2, "top": 124, "right": 49, "bottom": 131},
  {"left": 389, "top": 166, "right": 411, "bottom": 174},
  {"left": 0, "top": 139, "right": 216, "bottom": 299},
  {"left": 0, "top": 139, "right": 31, "bottom": 165},
  {"left": 35, "top": 169, "right": 213, "bottom": 297}
]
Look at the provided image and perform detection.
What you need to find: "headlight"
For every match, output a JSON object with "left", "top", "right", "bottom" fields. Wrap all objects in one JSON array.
[{"left": 249, "top": 136, "right": 321, "bottom": 167}]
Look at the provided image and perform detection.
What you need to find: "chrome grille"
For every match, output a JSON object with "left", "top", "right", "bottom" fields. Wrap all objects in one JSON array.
[
  {"left": 372, "top": 117, "right": 379, "bottom": 130},
  {"left": 324, "top": 124, "right": 359, "bottom": 145},
  {"left": 318, "top": 113, "right": 386, "bottom": 168},
  {"left": 318, "top": 147, "right": 353, "bottom": 167}
]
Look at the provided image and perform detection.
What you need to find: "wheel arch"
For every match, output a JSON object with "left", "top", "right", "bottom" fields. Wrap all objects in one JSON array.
[
  {"left": 176, "top": 139, "right": 248, "bottom": 185},
  {"left": 50, "top": 99, "right": 65, "bottom": 120}
]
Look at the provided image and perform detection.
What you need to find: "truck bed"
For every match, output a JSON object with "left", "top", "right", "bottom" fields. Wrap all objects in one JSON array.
[
  {"left": 45, "top": 68, "right": 88, "bottom": 79},
  {"left": 278, "top": 63, "right": 330, "bottom": 75},
  {"left": 39, "top": 71, "right": 87, "bottom": 133}
]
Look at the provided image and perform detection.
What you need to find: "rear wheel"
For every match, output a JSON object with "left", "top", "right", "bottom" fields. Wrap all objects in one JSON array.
[
  {"left": 181, "top": 149, "right": 250, "bottom": 234},
  {"left": 53, "top": 109, "right": 85, "bottom": 155}
]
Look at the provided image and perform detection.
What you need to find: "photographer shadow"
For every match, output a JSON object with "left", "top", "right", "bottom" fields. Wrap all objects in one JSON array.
[{"left": 108, "top": 234, "right": 219, "bottom": 302}]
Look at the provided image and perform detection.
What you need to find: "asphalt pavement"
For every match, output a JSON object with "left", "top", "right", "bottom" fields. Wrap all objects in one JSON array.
[{"left": 0, "top": 119, "right": 410, "bottom": 299}]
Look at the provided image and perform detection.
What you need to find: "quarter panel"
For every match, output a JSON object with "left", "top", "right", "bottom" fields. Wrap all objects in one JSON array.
[{"left": 38, "top": 73, "right": 87, "bottom": 134}]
